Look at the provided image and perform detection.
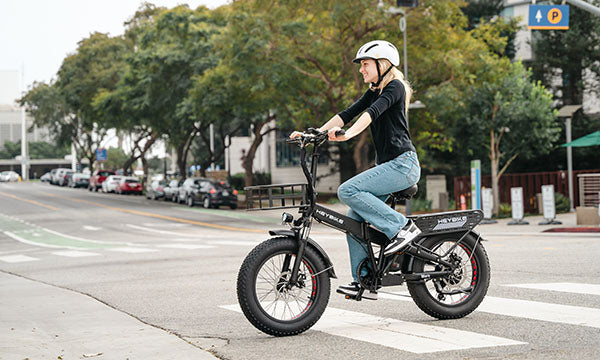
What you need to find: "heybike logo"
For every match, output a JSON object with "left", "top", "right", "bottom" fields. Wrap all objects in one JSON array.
[
  {"left": 315, "top": 208, "right": 345, "bottom": 225},
  {"left": 432, "top": 215, "right": 467, "bottom": 230}
]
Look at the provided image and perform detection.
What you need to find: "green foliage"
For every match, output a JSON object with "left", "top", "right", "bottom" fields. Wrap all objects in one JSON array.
[
  {"left": 0, "top": 141, "right": 69, "bottom": 160},
  {"left": 411, "top": 198, "right": 432, "bottom": 213},
  {"left": 555, "top": 192, "right": 570, "bottom": 214},
  {"left": 104, "top": 147, "right": 129, "bottom": 171},
  {"left": 230, "top": 172, "right": 271, "bottom": 190},
  {"left": 498, "top": 203, "right": 511, "bottom": 218}
]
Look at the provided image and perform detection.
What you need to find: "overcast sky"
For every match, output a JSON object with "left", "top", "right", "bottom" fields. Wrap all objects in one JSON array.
[{"left": 0, "top": 0, "right": 229, "bottom": 91}]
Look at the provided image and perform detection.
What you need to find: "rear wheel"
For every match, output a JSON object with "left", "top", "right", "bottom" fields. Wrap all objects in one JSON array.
[
  {"left": 203, "top": 197, "right": 211, "bottom": 208},
  {"left": 237, "top": 238, "right": 330, "bottom": 336},
  {"left": 407, "top": 233, "right": 490, "bottom": 320},
  {"left": 187, "top": 196, "right": 194, "bottom": 207}
]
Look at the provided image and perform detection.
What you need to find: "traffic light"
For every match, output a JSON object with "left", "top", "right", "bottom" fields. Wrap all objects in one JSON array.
[{"left": 397, "top": 0, "right": 418, "bottom": 7}]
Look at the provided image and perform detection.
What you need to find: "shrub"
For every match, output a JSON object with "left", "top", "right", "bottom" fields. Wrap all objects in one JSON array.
[
  {"left": 498, "top": 203, "right": 512, "bottom": 218},
  {"left": 555, "top": 192, "right": 570, "bottom": 213},
  {"left": 229, "top": 172, "right": 272, "bottom": 190}
]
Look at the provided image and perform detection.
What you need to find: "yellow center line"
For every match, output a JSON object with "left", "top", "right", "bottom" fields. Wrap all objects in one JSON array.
[
  {"left": 60, "top": 196, "right": 264, "bottom": 233},
  {"left": 0, "top": 191, "right": 59, "bottom": 211}
]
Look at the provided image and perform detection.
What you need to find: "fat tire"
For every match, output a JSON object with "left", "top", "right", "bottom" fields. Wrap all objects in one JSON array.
[
  {"left": 237, "top": 237, "right": 330, "bottom": 336},
  {"left": 406, "top": 233, "right": 490, "bottom": 320}
]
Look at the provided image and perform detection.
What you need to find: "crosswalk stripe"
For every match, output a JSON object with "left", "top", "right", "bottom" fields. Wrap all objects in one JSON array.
[
  {"left": 380, "top": 291, "right": 600, "bottom": 329},
  {"left": 507, "top": 282, "right": 600, "bottom": 296},
  {"left": 479, "top": 296, "right": 600, "bottom": 328},
  {"left": 0, "top": 254, "right": 39, "bottom": 263},
  {"left": 107, "top": 247, "right": 158, "bottom": 253},
  {"left": 52, "top": 250, "right": 101, "bottom": 257},
  {"left": 156, "top": 244, "right": 215, "bottom": 250},
  {"left": 220, "top": 304, "right": 525, "bottom": 353}
]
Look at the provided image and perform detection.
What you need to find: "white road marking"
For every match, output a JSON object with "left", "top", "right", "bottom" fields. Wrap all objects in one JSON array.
[
  {"left": 0, "top": 254, "right": 39, "bottom": 263},
  {"left": 507, "top": 282, "right": 600, "bottom": 296},
  {"left": 108, "top": 247, "right": 158, "bottom": 253},
  {"left": 83, "top": 225, "right": 102, "bottom": 231},
  {"left": 126, "top": 223, "right": 197, "bottom": 237},
  {"left": 156, "top": 244, "right": 215, "bottom": 250},
  {"left": 381, "top": 291, "right": 600, "bottom": 329},
  {"left": 205, "top": 240, "right": 260, "bottom": 246},
  {"left": 478, "top": 296, "right": 600, "bottom": 328},
  {"left": 220, "top": 304, "right": 525, "bottom": 353},
  {"left": 52, "top": 250, "right": 101, "bottom": 258}
]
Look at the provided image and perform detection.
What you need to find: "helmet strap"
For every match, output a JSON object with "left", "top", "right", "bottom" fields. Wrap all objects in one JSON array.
[{"left": 371, "top": 59, "right": 393, "bottom": 87}]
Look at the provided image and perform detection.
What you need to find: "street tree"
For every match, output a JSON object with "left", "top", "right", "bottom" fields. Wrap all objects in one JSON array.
[{"left": 461, "top": 62, "right": 560, "bottom": 214}]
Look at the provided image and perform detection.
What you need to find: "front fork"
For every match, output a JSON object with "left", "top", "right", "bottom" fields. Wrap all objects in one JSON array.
[{"left": 286, "top": 219, "right": 312, "bottom": 288}]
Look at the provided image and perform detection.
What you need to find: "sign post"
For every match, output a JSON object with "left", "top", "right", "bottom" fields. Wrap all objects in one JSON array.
[
  {"left": 95, "top": 148, "right": 107, "bottom": 162},
  {"left": 470, "top": 160, "right": 481, "bottom": 210},
  {"left": 539, "top": 185, "right": 562, "bottom": 225},
  {"left": 481, "top": 188, "right": 497, "bottom": 224},
  {"left": 508, "top": 187, "right": 529, "bottom": 225}
]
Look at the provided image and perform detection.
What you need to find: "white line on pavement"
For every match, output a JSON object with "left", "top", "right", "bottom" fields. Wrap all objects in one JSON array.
[
  {"left": 156, "top": 244, "right": 215, "bottom": 250},
  {"left": 506, "top": 282, "right": 600, "bottom": 296},
  {"left": 380, "top": 291, "right": 600, "bottom": 328},
  {"left": 0, "top": 254, "right": 39, "bottom": 263},
  {"left": 220, "top": 304, "right": 525, "bottom": 353},
  {"left": 83, "top": 225, "right": 102, "bottom": 231},
  {"left": 52, "top": 250, "right": 101, "bottom": 258},
  {"left": 205, "top": 240, "right": 261, "bottom": 246},
  {"left": 126, "top": 223, "right": 197, "bottom": 237},
  {"left": 108, "top": 247, "right": 158, "bottom": 253}
]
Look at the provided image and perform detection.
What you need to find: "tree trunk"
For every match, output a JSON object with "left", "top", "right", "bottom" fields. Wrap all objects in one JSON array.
[
  {"left": 352, "top": 132, "right": 370, "bottom": 172},
  {"left": 243, "top": 123, "right": 264, "bottom": 187}
]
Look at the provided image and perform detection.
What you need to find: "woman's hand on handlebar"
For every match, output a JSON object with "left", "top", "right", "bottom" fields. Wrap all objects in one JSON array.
[
  {"left": 328, "top": 127, "right": 347, "bottom": 141},
  {"left": 289, "top": 131, "right": 303, "bottom": 139}
]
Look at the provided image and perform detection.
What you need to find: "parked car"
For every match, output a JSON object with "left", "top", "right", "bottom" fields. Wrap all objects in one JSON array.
[
  {"left": 145, "top": 179, "right": 167, "bottom": 200},
  {"left": 178, "top": 177, "right": 238, "bottom": 209},
  {"left": 101, "top": 175, "right": 122, "bottom": 193},
  {"left": 163, "top": 179, "right": 183, "bottom": 202},
  {"left": 51, "top": 168, "right": 71, "bottom": 185},
  {"left": 40, "top": 172, "right": 52, "bottom": 182},
  {"left": 116, "top": 176, "right": 142, "bottom": 195},
  {"left": 58, "top": 170, "right": 74, "bottom": 186},
  {"left": 68, "top": 173, "right": 90, "bottom": 188},
  {"left": 89, "top": 170, "right": 116, "bottom": 192},
  {"left": 0, "top": 170, "right": 19, "bottom": 182}
]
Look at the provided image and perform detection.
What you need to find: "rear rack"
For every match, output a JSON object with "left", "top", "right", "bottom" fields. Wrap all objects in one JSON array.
[{"left": 244, "top": 183, "right": 308, "bottom": 211}]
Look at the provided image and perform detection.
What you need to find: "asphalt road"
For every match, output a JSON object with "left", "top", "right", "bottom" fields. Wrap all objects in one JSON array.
[{"left": 1, "top": 181, "right": 599, "bottom": 360}]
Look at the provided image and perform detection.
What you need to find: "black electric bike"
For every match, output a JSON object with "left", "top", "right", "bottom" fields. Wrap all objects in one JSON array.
[{"left": 237, "top": 129, "right": 490, "bottom": 336}]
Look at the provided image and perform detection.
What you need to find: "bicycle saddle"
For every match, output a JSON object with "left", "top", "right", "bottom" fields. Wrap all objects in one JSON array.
[{"left": 391, "top": 184, "right": 418, "bottom": 200}]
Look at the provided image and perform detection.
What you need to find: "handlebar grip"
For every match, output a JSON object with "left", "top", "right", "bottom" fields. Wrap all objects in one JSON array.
[{"left": 334, "top": 129, "right": 346, "bottom": 137}]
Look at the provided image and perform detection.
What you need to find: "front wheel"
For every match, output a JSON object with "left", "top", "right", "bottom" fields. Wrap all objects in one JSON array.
[
  {"left": 407, "top": 232, "right": 490, "bottom": 320},
  {"left": 237, "top": 237, "right": 331, "bottom": 336}
]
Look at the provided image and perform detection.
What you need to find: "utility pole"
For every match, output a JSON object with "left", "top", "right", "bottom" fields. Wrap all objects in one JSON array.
[{"left": 20, "top": 64, "right": 29, "bottom": 180}]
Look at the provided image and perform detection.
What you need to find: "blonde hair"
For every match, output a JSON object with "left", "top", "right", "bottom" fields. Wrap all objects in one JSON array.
[{"left": 370, "top": 59, "right": 413, "bottom": 112}]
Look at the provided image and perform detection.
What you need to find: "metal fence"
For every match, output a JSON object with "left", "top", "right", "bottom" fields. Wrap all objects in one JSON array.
[
  {"left": 453, "top": 169, "right": 600, "bottom": 212},
  {"left": 578, "top": 173, "right": 600, "bottom": 207}
]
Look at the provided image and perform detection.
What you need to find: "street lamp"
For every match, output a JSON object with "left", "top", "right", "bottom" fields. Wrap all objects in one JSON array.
[{"left": 558, "top": 104, "right": 582, "bottom": 212}]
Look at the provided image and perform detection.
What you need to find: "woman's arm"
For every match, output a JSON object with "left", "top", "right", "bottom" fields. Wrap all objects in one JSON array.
[
  {"left": 328, "top": 112, "right": 371, "bottom": 141},
  {"left": 318, "top": 115, "right": 344, "bottom": 132}
]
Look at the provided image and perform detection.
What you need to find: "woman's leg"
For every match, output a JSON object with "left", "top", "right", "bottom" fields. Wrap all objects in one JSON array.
[{"left": 338, "top": 151, "right": 420, "bottom": 239}]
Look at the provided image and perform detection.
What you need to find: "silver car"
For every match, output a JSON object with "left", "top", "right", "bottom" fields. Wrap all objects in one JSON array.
[{"left": 0, "top": 171, "right": 19, "bottom": 182}]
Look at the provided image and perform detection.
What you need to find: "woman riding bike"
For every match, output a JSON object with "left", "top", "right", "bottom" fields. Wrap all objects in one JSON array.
[{"left": 290, "top": 40, "right": 421, "bottom": 300}]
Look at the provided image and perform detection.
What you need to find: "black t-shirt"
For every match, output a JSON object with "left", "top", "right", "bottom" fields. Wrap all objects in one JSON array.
[{"left": 337, "top": 79, "right": 416, "bottom": 164}]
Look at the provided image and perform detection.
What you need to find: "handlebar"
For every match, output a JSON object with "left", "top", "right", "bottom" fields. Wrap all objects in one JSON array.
[{"left": 286, "top": 128, "right": 345, "bottom": 146}]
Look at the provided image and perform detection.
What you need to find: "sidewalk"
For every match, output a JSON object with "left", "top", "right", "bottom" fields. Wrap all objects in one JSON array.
[{"left": 0, "top": 272, "right": 217, "bottom": 360}]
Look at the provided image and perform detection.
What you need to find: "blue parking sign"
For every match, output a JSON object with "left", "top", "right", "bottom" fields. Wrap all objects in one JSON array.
[
  {"left": 95, "top": 148, "right": 107, "bottom": 162},
  {"left": 528, "top": 5, "right": 569, "bottom": 30}
]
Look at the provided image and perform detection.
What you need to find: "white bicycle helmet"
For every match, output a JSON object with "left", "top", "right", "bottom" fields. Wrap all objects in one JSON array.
[{"left": 352, "top": 40, "right": 400, "bottom": 86}]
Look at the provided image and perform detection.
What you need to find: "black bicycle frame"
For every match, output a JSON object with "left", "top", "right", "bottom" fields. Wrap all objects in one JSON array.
[{"left": 285, "top": 135, "right": 482, "bottom": 290}]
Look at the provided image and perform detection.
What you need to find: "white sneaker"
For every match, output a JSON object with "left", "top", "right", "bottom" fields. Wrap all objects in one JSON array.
[{"left": 383, "top": 220, "right": 421, "bottom": 256}]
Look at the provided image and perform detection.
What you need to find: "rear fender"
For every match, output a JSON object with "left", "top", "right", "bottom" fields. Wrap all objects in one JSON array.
[{"left": 268, "top": 229, "right": 337, "bottom": 279}]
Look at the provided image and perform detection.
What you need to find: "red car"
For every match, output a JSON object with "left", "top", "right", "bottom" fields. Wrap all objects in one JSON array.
[
  {"left": 89, "top": 169, "right": 116, "bottom": 192},
  {"left": 116, "top": 176, "right": 143, "bottom": 195}
]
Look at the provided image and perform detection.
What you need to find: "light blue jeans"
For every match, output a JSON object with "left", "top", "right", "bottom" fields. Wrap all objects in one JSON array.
[{"left": 337, "top": 151, "right": 421, "bottom": 281}]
